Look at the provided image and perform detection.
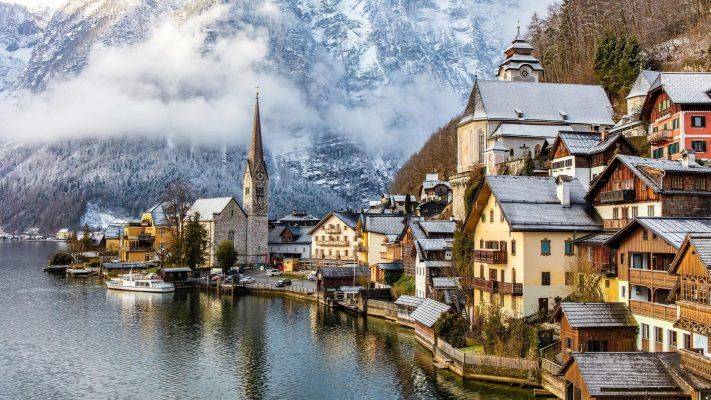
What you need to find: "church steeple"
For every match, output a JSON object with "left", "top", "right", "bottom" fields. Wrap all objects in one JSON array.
[
  {"left": 496, "top": 23, "right": 544, "bottom": 82},
  {"left": 246, "top": 90, "right": 266, "bottom": 177}
]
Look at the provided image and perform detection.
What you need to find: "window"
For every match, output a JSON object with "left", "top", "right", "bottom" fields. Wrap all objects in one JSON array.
[
  {"left": 684, "top": 333, "right": 692, "bottom": 349},
  {"left": 671, "top": 175, "right": 684, "bottom": 190},
  {"left": 565, "top": 337, "right": 572, "bottom": 350},
  {"left": 641, "top": 324, "right": 649, "bottom": 340},
  {"left": 632, "top": 206, "right": 638, "bottom": 218},
  {"left": 621, "top": 207, "right": 629, "bottom": 220},
  {"left": 648, "top": 205, "right": 655, "bottom": 217},
  {"left": 228, "top": 231, "right": 235, "bottom": 241},
  {"left": 692, "top": 115, "right": 706, "bottom": 128},
  {"left": 481, "top": 213, "right": 485, "bottom": 223},
  {"left": 620, "top": 253, "right": 625, "bottom": 265},
  {"left": 540, "top": 239, "right": 551, "bottom": 255},
  {"left": 672, "top": 118, "right": 680, "bottom": 130},
  {"left": 655, "top": 327, "right": 664, "bottom": 344},
  {"left": 500, "top": 211, "right": 505, "bottom": 223},
  {"left": 695, "top": 178, "right": 707, "bottom": 191},
  {"left": 692, "top": 140, "right": 707, "bottom": 153},
  {"left": 489, "top": 209, "right": 494, "bottom": 223},
  {"left": 245, "top": 187, "right": 251, "bottom": 195},
  {"left": 621, "top": 285, "right": 626, "bottom": 298},
  {"left": 480, "top": 264, "right": 485, "bottom": 279},
  {"left": 256, "top": 187, "right": 265, "bottom": 196},
  {"left": 642, "top": 229, "right": 648, "bottom": 240},
  {"left": 541, "top": 271, "right": 551, "bottom": 286},
  {"left": 511, "top": 239, "right": 516, "bottom": 256},
  {"left": 587, "top": 340, "right": 608, "bottom": 352},
  {"left": 668, "top": 142, "right": 679, "bottom": 154},
  {"left": 479, "top": 239, "right": 484, "bottom": 248},
  {"left": 613, "top": 207, "right": 619, "bottom": 220},
  {"left": 668, "top": 330, "right": 678, "bottom": 349},
  {"left": 478, "top": 131, "right": 485, "bottom": 163},
  {"left": 565, "top": 271, "right": 573, "bottom": 286},
  {"left": 652, "top": 147, "right": 664, "bottom": 159},
  {"left": 564, "top": 240, "right": 574, "bottom": 256}
]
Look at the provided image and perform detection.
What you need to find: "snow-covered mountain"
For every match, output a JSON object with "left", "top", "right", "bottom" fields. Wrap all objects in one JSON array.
[{"left": 0, "top": 0, "right": 533, "bottom": 232}]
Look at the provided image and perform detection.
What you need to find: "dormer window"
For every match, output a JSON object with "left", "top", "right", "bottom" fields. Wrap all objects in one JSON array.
[
  {"left": 515, "top": 109, "right": 524, "bottom": 119},
  {"left": 559, "top": 110, "right": 568, "bottom": 120}
]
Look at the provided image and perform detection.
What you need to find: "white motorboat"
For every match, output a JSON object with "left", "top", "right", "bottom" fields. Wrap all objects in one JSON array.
[{"left": 106, "top": 272, "right": 175, "bottom": 293}]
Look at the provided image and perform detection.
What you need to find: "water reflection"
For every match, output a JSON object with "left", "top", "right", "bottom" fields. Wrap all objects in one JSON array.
[{"left": 0, "top": 242, "right": 533, "bottom": 399}]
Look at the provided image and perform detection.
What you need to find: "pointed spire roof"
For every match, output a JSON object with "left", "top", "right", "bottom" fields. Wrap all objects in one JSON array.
[{"left": 246, "top": 89, "right": 267, "bottom": 177}]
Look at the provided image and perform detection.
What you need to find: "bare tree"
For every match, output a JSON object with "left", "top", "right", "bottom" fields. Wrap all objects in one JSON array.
[
  {"left": 161, "top": 179, "right": 195, "bottom": 267},
  {"left": 565, "top": 257, "right": 605, "bottom": 303}
]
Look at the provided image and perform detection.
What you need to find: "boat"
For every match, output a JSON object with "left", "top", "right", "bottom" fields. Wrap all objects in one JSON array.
[
  {"left": 66, "top": 267, "right": 97, "bottom": 277},
  {"left": 43, "top": 264, "right": 69, "bottom": 274},
  {"left": 106, "top": 272, "right": 175, "bottom": 293}
]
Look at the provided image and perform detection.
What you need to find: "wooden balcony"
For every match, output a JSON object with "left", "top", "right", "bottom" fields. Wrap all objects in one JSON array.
[
  {"left": 314, "top": 239, "right": 350, "bottom": 247},
  {"left": 603, "top": 219, "right": 631, "bottom": 230},
  {"left": 472, "top": 249, "right": 507, "bottom": 264},
  {"left": 355, "top": 244, "right": 368, "bottom": 253},
  {"left": 599, "top": 189, "right": 635, "bottom": 204},
  {"left": 649, "top": 129, "right": 674, "bottom": 145},
  {"left": 324, "top": 226, "right": 341, "bottom": 234},
  {"left": 679, "top": 348, "right": 711, "bottom": 380},
  {"left": 629, "top": 299, "right": 677, "bottom": 322},
  {"left": 629, "top": 268, "right": 678, "bottom": 290},
  {"left": 676, "top": 301, "right": 711, "bottom": 335},
  {"left": 461, "top": 276, "right": 522, "bottom": 295}
]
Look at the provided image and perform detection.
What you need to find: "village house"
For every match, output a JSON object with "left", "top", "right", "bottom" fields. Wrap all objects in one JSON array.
[
  {"left": 450, "top": 29, "right": 614, "bottom": 221},
  {"left": 103, "top": 223, "right": 124, "bottom": 254},
  {"left": 398, "top": 219, "right": 456, "bottom": 300},
  {"left": 416, "top": 173, "right": 452, "bottom": 219},
  {"left": 605, "top": 218, "right": 711, "bottom": 353},
  {"left": 548, "top": 131, "right": 637, "bottom": 189},
  {"left": 118, "top": 203, "right": 172, "bottom": 263},
  {"left": 410, "top": 298, "right": 451, "bottom": 349},
  {"left": 558, "top": 352, "right": 711, "bottom": 400},
  {"left": 268, "top": 225, "right": 312, "bottom": 265},
  {"left": 316, "top": 266, "right": 370, "bottom": 300},
  {"left": 463, "top": 175, "right": 602, "bottom": 317},
  {"left": 585, "top": 154, "right": 711, "bottom": 231},
  {"left": 670, "top": 233, "right": 711, "bottom": 358},
  {"left": 55, "top": 228, "right": 70, "bottom": 241},
  {"left": 609, "top": 70, "right": 662, "bottom": 137},
  {"left": 641, "top": 72, "right": 711, "bottom": 161},
  {"left": 552, "top": 302, "right": 638, "bottom": 365},
  {"left": 185, "top": 197, "right": 248, "bottom": 268},
  {"left": 309, "top": 211, "right": 358, "bottom": 262},
  {"left": 273, "top": 210, "right": 319, "bottom": 227},
  {"left": 355, "top": 214, "right": 407, "bottom": 279},
  {"left": 570, "top": 232, "right": 618, "bottom": 302}
]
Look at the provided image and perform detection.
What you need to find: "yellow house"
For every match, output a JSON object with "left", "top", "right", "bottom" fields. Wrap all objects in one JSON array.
[
  {"left": 463, "top": 175, "right": 603, "bottom": 317},
  {"left": 103, "top": 223, "right": 125, "bottom": 254},
  {"left": 118, "top": 203, "right": 173, "bottom": 262},
  {"left": 354, "top": 214, "right": 407, "bottom": 283},
  {"left": 309, "top": 211, "right": 359, "bottom": 261}
]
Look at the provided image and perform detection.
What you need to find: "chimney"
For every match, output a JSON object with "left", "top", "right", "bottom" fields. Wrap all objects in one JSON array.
[
  {"left": 600, "top": 129, "right": 609, "bottom": 142},
  {"left": 556, "top": 176, "right": 571, "bottom": 208},
  {"left": 681, "top": 149, "right": 697, "bottom": 167}
]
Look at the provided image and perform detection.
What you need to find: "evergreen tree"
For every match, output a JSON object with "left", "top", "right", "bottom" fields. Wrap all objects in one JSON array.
[
  {"left": 183, "top": 213, "right": 210, "bottom": 269},
  {"left": 594, "top": 32, "right": 648, "bottom": 103},
  {"left": 404, "top": 194, "right": 412, "bottom": 215},
  {"left": 215, "top": 240, "right": 238, "bottom": 275}
]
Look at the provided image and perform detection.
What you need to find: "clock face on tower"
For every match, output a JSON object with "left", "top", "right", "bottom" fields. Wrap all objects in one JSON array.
[
  {"left": 257, "top": 172, "right": 264, "bottom": 181},
  {"left": 519, "top": 65, "right": 532, "bottom": 80}
]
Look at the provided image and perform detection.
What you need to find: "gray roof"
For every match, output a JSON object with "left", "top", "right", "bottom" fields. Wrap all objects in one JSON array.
[
  {"left": 376, "top": 262, "right": 403, "bottom": 271},
  {"left": 146, "top": 202, "right": 169, "bottom": 226},
  {"left": 268, "top": 226, "right": 312, "bottom": 245},
  {"left": 556, "top": 131, "right": 628, "bottom": 157},
  {"left": 463, "top": 80, "right": 614, "bottom": 126},
  {"left": 187, "top": 197, "right": 241, "bottom": 222},
  {"left": 573, "top": 232, "right": 614, "bottom": 245},
  {"left": 332, "top": 211, "right": 359, "bottom": 229},
  {"left": 650, "top": 72, "right": 711, "bottom": 104},
  {"left": 559, "top": 302, "right": 636, "bottom": 329},
  {"left": 395, "top": 295, "right": 424, "bottom": 308},
  {"left": 161, "top": 267, "right": 192, "bottom": 273},
  {"left": 276, "top": 212, "right": 319, "bottom": 224},
  {"left": 319, "top": 266, "right": 370, "bottom": 279},
  {"left": 626, "top": 70, "right": 659, "bottom": 99},
  {"left": 568, "top": 352, "right": 708, "bottom": 397},
  {"left": 418, "top": 238, "right": 451, "bottom": 252},
  {"left": 689, "top": 233, "right": 711, "bottom": 268},
  {"left": 104, "top": 223, "right": 124, "bottom": 239},
  {"left": 102, "top": 262, "right": 148, "bottom": 270},
  {"left": 418, "top": 221, "right": 456, "bottom": 236},
  {"left": 424, "top": 260, "right": 453, "bottom": 268},
  {"left": 410, "top": 299, "right": 451, "bottom": 328},
  {"left": 432, "top": 277, "right": 458, "bottom": 289},
  {"left": 486, "top": 176, "right": 602, "bottom": 232},
  {"left": 637, "top": 218, "right": 711, "bottom": 249},
  {"left": 361, "top": 215, "right": 406, "bottom": 236}
]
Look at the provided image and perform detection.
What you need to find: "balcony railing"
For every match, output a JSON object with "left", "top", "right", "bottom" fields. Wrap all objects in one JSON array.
[
  {"left": 629, "top": 268, "right": 678, "bottom": 290},
  {"left": 599, "top": 189, "right": 635, "bottom": 204},
  {"left": 472, "top": 249, "right": 507, "bottom": 264},
  {"left": 649, "top": 129, "right": 674, "bottom": 145},
  {"left": 324, "top": 227, "right": 341, "bottom": 234},
  {"left": 603, "top": 219, "right": 631, "bottom": 230},
  {"left": 355, "top": 244, "right": 368, "bottom": 253},
  {"left": 137, "top": 233, "right": 154, "bottom": 242},
  {"left": 461, "top": 276, "right": 522, "bottom": 295},
  {"left": 629, "top": 299, "right": 677, "bottom": 322},
  {"left": 128, "top": 246, "right": 153, "bottom": 252},
  {"left": 679, "top": 348, "right": 711, "bottom": 381},
  {"left": 677, "top": 300, "right": 711, "bottom": 331},
  {"left": 314, "top": 240, "right": 351, "bottom": 247}
]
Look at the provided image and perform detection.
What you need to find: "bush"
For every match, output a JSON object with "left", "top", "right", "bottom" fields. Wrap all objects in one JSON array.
[
  {"left": 50, "top": 252, "right": 73, "bottom": 265},
  {"left": 391, "top": 274, "right": 415, "bottom": 298},
  {"left": 434, "top": 312, "right": 469, "bottom": 348},
  {"left": 215, "top": 240, "right": 238, "bottom": 274},
  {"left": 480, "top": 303, "right": 536, "bottom": 358}
]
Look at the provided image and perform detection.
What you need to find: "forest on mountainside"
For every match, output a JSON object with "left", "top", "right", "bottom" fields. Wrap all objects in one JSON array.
[{"left": 389, "top": 0, "right": 710, "bottom": 194}]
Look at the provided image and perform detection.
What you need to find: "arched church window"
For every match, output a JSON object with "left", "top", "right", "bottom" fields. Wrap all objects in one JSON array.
[
  {"left": 228, "top": 231, "right": 235, "bottom": 241},
  {"left": 478, "top": 131, "right": 485, "bottom": 163},
  {"left": 534, "top": 144, "right": 542, "bottom": 156}
]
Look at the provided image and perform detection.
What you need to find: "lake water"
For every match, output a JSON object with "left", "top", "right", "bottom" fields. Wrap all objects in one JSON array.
[{"left": 0, "top": 241, "right": 533, "bottom": 399}]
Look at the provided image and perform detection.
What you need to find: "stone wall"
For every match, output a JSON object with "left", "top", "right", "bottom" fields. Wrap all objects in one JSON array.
[
  {"left": 662, "top": 194, "right": 711, "bottom": 217},
  {"left": 246, "top": 215, "right": 269, "bottom": 264},
  {"left": 213, "top": 199, "right": 248, "bottom": 266}
]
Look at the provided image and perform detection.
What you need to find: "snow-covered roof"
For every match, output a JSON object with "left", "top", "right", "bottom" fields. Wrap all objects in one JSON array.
[
  {"left": 650, "top": 72, "right": 711, "bottom": 104},
  {"left": 463, "top": 80, "right": 614, "bottom": 126},
  {"left": 187, "top": 197, "right": 241, "bottom": 222},
  {"left": 490, "top": 123, "right": 571, "bottom": 140},
  {"left": 626, "top": 70, "right": 660, "bottom": 99}
]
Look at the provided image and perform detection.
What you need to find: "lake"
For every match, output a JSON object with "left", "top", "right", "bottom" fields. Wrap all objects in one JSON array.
[{"left": 0, "top": 241, "right": 533, "bottom": 399}]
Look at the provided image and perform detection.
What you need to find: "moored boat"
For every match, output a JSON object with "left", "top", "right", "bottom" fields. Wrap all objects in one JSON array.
[
  {"left": 106, "top": 272, "right": 175, "bottom": 293},
  {"left": 43, "top": 264, "right": 69, "bottom": 274},
  {"left": 66, "top": 267, "right": 97, "bottom": 277}
]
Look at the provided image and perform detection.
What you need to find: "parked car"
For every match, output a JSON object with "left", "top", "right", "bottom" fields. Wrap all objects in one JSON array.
[
  {"left": 210, "top": 267, "right": 224, "bottom": 278},
  {"left": 307, "top": 273, "right": 317, "bottom": 281},
  {"left": 222, "top": 275, "right": 237, "bottom": 285},
  {"left": 282, "top": 279, "right": 292, "bottom": 286},
  {"left": 241, "top": 276, "right": 255, "bottom": 284},
  {"left": 267, "top": 269, "right": 282, "bottom": 276},
  {"left": 274, "top": 280, "right": 285, "bottom": 288}
]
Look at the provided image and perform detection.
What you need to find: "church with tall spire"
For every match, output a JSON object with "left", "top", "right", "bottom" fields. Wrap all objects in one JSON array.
[{"left": 242, "top": 90, "right": 269, "bottom": 264}]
